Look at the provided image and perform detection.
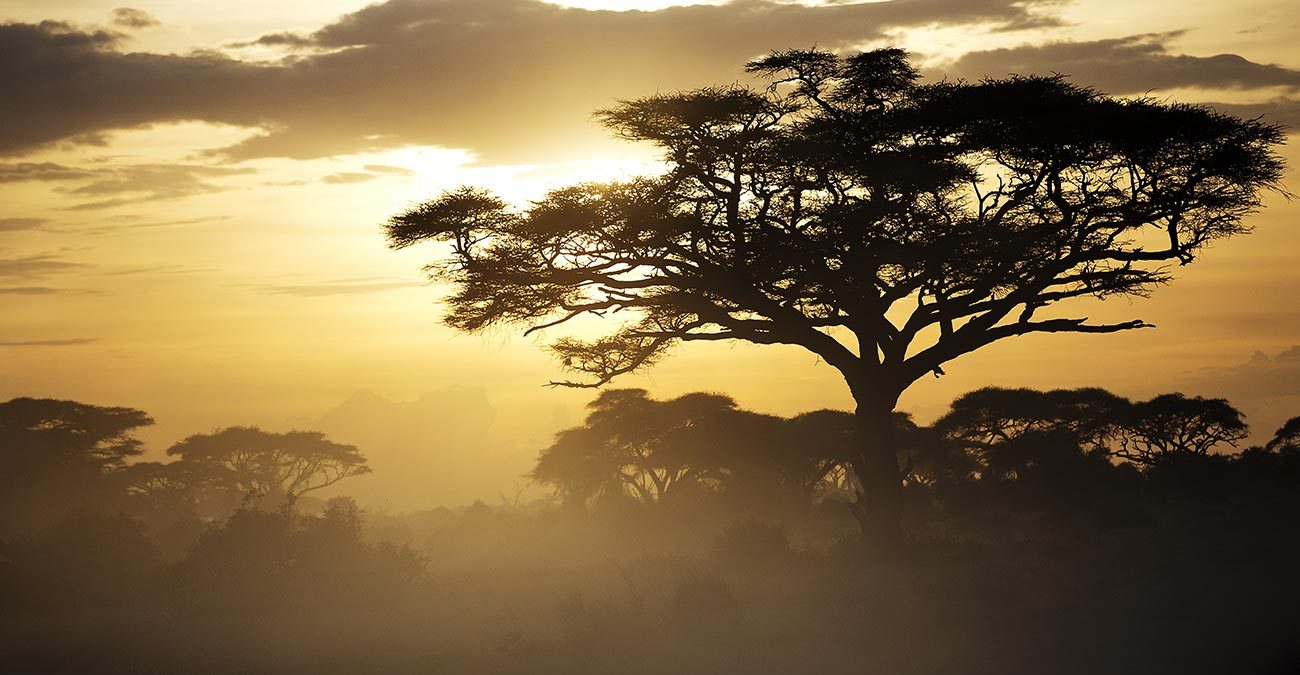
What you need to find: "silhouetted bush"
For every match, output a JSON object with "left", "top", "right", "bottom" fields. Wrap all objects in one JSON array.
[
  {"left": 175, "top": 499, "right": 426, "bottom": 614},
  {"left": 3, "top": 513, "right": 161, "bottom": 610}
]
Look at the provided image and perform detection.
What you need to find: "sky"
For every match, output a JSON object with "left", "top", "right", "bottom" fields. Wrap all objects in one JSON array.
[{"left": 2, "top": 0, "right": 1298, "bottom": 509}]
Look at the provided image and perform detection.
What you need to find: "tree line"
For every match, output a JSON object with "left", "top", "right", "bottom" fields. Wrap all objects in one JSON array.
[
  {"left": 531, "top": 387, "right": 1300, "bottom": 523},
  {"left": 0, "top": 397, "right": 369, "bottom": 535},
  {"left": 5, "top": 387, "right": 1297, "bottom": 539}
]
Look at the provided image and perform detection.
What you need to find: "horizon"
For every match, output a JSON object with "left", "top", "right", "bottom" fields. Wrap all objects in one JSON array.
[{"left": 3, "top": 0, "right": 1298, "bottom": 510}]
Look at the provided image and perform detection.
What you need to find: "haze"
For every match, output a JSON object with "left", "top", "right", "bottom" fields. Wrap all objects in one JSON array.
[{"left": 2, "top": 0, "right": 1298, "bottom": 510}]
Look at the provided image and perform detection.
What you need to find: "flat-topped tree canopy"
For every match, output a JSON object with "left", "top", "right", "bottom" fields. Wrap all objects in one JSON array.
[
  {"left": 387, "top": 48, "right": 1285, "bottom": 399},
  {"left": 167, "top": 426, "right": 371, "bottom": 504},
  {"left": 386, "top": 47, "right": 1286, "bottom": 540}
]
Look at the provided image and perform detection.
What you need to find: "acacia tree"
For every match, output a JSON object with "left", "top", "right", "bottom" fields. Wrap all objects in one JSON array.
[
  {"left": 166, "top": 427, "right": 371, "bottom": 507},
  {"left": 386, "top": 48, "right": 1286, "bottom": 542},
  {"left": 934, "top": 387, "right": 1128, "bottom": 478},
  {"left": 1114, "top": 393, "right": 1248, "bottom": 464},
  {"left": 1265, "top": 416, "right": 1300, "bottom": 454},
  {"left": 531, "top": 389, "right": 741, "bottom": 505},
  {"left": 0, "top": 397, "right": 153, "bottom": 529}
]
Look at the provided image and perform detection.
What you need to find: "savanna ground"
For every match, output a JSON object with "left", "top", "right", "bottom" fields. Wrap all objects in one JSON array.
[{"left": 4, "top": 484, "right": 1299, "bottom": 675}]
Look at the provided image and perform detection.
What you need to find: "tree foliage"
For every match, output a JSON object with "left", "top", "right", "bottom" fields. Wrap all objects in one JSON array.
[
  {"left": 387, "top": 47, "right": 1285, "bottom": 538},
  {"left": 1114, "top": 393, "right": 1249, "bottom": 464},
  {"left": 0, "top": 397, "right": 153, "bottom": 530},
  {"left": 166, "top": 426, "right": 371, "bottom": 506},
  {"left": 1265, "top": 416, "right": 1300, "bottom": 454},
  {"left": 0, "top": 397, "right": 152, "bottom": 471},
  {"left": 386, "top": 48, "right": 1286, "bottom": 399},
  {"left": 934, "top": 387, "right": 1127, "bottom": 478}
]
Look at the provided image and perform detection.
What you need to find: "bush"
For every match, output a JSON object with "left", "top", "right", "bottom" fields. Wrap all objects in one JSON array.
[{"left": 175, "top": 500, "right": 427, "bottom": 613}]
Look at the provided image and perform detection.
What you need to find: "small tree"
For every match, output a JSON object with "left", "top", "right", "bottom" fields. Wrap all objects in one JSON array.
[
  {"left": 166, "top": 427, "right": 370, "bottom": 508},
  {"left": 386, "top": 48, "right": 1286, "bottom": 542}
]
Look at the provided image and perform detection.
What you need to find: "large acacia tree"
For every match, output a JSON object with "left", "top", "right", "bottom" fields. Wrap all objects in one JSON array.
[{"left": 385, "top": 48, "right": 1286, "bottom": 542}]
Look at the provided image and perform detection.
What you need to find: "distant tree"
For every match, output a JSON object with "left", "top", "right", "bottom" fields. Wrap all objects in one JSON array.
[
  {"left": 532, "top": 390, "right": 738, "bottom": 505},
  {"left": 1114, "top": 393, "right": 1248, "bottom": 465},
  {"left": 0, "top": 397, "right": 153, "bottom": 529},
  {"left": 934, "top": 387, "right": 1128, "bottom": 478},
  {"left": 1265, "top": 416, "right": 1300, "bottom": 454},
  {"left": 119, "top": 460, "right": 237, "bottom": 520},
  {"left": 386, "top": 48, "right": 1287, "bottom": 541},
  {"left": 166, "top": 427, "right": 371, "bottom": 508},
  {"left": 0, "top": 397, "right": 152, "bottom": 470}
]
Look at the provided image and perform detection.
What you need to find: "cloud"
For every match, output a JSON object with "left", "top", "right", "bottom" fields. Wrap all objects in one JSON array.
[
  {"left": 0, "top": 337, "right": 96, "bottom": 347},
  {"left": 0, "top": 21, "right": 267, "bottom": 156},
  {"left": 936, "top": 32, "right": 1300, "bottom": 95},
  {"left": 1204, "top": 97, "right": 1300, "bottom": 130},
  {"left": 0, "top": 217, "right": 47, "bottom": 232},
  {"left": 60, "top": 163, "right": 256, "bottom": 210},
  {"left": 0, "top": 286, "right": 92, "bottom": 295},
  {"left": 247, "top": 278, "right": 423, "bottom": 296},
  {"left": 0, "top": 162, "right": 95, "bottom": 182},
  {"left": 1183, "top": 346, "right": 1300, "bottom": 400},
  {"left": 99, "top": 264, "right": 210, "bottom": 276},
  {"left": 0, "top": 0, "right": 1061, "bottom": 162},
  {"left": 110, "top": 8, "right": 161, "bottom": 30},
  {"left": 321, "top": 172, "right": 378, "bottom": 184},
  {"left": 0, "top": 254, "right": 84, "bottom": 278},
  {"left": 1177, "top": 346, "right": 1300, "bottom": 443}
]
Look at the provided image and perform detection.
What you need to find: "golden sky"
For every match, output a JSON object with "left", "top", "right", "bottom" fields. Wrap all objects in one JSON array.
[{"left": 2, "top": 0, "right": 1298, "bottom": 508}]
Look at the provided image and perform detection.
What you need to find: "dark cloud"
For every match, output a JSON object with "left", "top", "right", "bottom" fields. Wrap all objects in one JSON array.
[
  {"left": 0, "top": 162, "right": 94, "bottom": 182},
  {"left": 60, "top": 164, "right": 256, "bottom": 210},
  {"left": 0, "top": 21, "right": 268, "bottom": 156},
  {"left": 0, "top": 254, "right": 84, "bottom": 277},
  {"left": 937, "top": 32, "right": 1300, "bottom": 94},
  {"left": 110, "top": 8, "right": 161, "bottom": 30},
  {"left": 1, "top": 0, "right": 1060, "bottom": 162},
  {"left": 0, "top": 217, "right": 47, "bottom": 232},
  {"left": 321, "top": 172, "right": 378, "bottom": 184},
  {"left": 0, "top": 337, "right": 96, "bottom": 347}
]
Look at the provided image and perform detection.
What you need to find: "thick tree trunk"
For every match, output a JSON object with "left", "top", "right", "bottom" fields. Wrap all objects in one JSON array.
[{"left": 847, "top": 397, "right": 906, "bottom": 547}]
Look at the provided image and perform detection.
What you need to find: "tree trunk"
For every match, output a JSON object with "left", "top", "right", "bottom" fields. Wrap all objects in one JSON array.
[{"left": 847, "top": 397, "right": 906, "bottom": 547}]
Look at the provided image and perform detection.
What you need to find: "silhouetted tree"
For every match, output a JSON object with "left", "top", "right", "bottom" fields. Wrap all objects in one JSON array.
[
  {"left": 1265, "top": 416, "right": 1300, "bottom": 454},
  {"left": 119, "top": 459, "right": 235, "bottom": 522},
  {"left": 0, "top": 397, "right": 153, "bottom": 530},
  {"left": 532, "top": 390, "right": 738, "bottom": 505},
  {"left": 934, "top": 387, "right": 1128, "bottom": 478},
  {"left": 1114, "top": 394, "right": 1248, "bottom": 465},
  {"left": 166, "top": 427, "right": 371, "bottom": 508},
  {"left": 386, "top": 48, "right": 1287, "bottom": 541}
]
